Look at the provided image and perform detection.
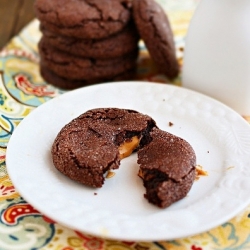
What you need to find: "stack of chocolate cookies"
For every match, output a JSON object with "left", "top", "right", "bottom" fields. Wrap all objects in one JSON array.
[
  {"left": 34, "top": 0, "right": 180, "bottom": 90},
  {"left": 34, "top": 0, "right": 140, "bottom": 89}
]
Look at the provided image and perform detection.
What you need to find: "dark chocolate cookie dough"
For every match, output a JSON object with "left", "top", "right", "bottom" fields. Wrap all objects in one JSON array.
[
  {"left": 51, "top": 108, "right": 157, "bottom": 188},
  {"left": 34, "top": 0, "right": 133, "bottom": 39},
  {"left": 137, "top": 128, "right": 196, "bottom": 208},
  {"left": 132, "top": 0, "right": 179, "bottom": 79}
]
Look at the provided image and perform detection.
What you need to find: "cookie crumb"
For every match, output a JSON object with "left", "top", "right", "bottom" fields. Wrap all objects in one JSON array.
[
  {"left": 94, "top": 192, "right": 97, "bottom": 195},
  {"left": 168, "top": 121, "right": 174, "bottom": 127}
]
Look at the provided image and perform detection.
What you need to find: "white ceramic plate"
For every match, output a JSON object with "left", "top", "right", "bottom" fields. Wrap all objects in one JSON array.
[{"left": 6, "top": 81, "right": 250, "bottom": 241}]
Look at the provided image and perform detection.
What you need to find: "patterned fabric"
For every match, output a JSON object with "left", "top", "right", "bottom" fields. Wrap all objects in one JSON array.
[{"left": 1, "top": 1, "right": 250, "bottom": 249}]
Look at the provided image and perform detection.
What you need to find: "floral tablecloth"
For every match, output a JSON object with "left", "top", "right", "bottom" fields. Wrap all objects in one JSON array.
[{"left": 1, "top": 0, "right": 250, "bottom": 249}]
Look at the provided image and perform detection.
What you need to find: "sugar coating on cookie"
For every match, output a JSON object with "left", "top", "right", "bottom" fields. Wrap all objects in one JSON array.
[
  {"left": 137, "top": 128, "right": 196, "bottom": 208},
  {"left": 51, "top": 108, "right": 157, "bottom": 188}
]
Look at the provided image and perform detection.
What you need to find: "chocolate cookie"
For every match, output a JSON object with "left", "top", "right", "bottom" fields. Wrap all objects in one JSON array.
[
  {"left": 137, "top": 128, "right": 196, "bottom": 208},
  {"left": 40, "top": 22, "right": 140, "bottom": 59},
  {"left": 34, "top": 0, "right": 133, "bottom": 39},
  {"left": 40, "top": 62, "right": 136, "bottom": 89},
  {"left": 39, "top": 38, "right": 138, "bottom": 80},
  {"left": 51, "top": 108, "right": 157, "bottom": 188},
  {"left": 132, "top": 0, "right": 179, "bottom": 79}
]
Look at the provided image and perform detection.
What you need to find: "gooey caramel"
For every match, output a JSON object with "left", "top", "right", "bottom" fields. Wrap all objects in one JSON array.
[
  {"left": 118, "top": 136, "right": 140, "bottom": 159},
  {"left": 195, "top": 165, "right": 208, "bottom": 180}
]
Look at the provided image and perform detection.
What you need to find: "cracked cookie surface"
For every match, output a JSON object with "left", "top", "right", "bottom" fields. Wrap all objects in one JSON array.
[
  {"left": 34, "top": 0, "right": 133, "bottom": 39},
  {"left": 51, "top": 108, "right": 157, "bottom": 188},
  {"left": 51, "top": 108, "right": 196, "bottom": 207},
  {"left": 137, "top": 128, "right": 196, "bottom": 208}
]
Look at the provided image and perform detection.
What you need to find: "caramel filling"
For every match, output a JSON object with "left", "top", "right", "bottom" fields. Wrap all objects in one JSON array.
[
  {"left": 138, "top": 169, "right": 143, "bottom": 179},
  {"left": 195, "top": 165, "right": 208, "bottom": 180},
  {"left": 118, "top": 136, "right": 140, "bottom": 159},
  {"left": 106, "top": 171, "right": 115, "bottom": 179}
]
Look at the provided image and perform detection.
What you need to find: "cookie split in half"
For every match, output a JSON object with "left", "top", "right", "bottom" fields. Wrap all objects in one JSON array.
[{"left": 51, "top": 108, "right": 196, "bottom": 208}]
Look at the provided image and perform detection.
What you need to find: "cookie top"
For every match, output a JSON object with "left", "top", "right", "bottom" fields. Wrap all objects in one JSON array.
[
  {"left": 34, "top": 0, "right": 133, "bottom": 39},
  {"left": 132, "top": 0, "right": 179, "bottom": 79},
  {"left": 40, "top": 22, "right": 139, "bottom": 59},
  {"left": 75, "top": 108, "right": 157, "bottom": 146},
  {"left": 137, "top": 128, "right": 196, "bottom": 208},
  {"left": 138, "top": 128, "right": 196, "bottom": 181},
  {"left": 51, "top": 108, "right": 157, "bottom": 187}
]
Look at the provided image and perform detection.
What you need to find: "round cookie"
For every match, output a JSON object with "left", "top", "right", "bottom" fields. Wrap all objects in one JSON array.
[
  {"left": 137, "top": 128, "right": 196, "bottom": 208},
  {"left": 34, "top": 0, "right": 133, "bottom": 39},
  {"left": 51, "top": 108, "right": 157, "bottom": 188},
  {"left": 132, "top": 0, "right": 179, "bottom": 79},
  {"left": 38, "top": 38, "right": 139, "bottom": 80},
  {"left": 40, "top": 22, "right": 140, "bottom": 59},
  {"left": 40, "top": 62, "right": 136, "bottom": 89}
]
